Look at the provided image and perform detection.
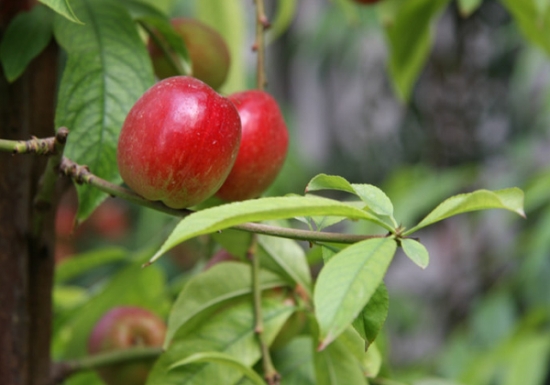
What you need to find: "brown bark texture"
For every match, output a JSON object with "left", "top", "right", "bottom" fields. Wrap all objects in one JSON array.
[{"left": 0, "top": 2, "right": 58, "bottom": 383}]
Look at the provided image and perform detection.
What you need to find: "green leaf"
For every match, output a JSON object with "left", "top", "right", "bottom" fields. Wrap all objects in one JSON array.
[
  {"left": 352, "top": 283, "right": 389, "bottom": 345},
  {"left": 306, "top": 174, "right": 395, "bottom": 218},
  {"left": 131, "top": 0, "right": 172, "bottom": 13},
  {"left": 457, "top": 0, "right": 483, "bottom": 17},
  {"left": 149, "top": 196, "right": 383, "bottom": 264},
  {"left": 165, "top": 262, "right": 287, "bottom": 347},
  {"left": 258, "top": 235, "right": 312, "bottom": 297},
  {"left": 53, "top": 285, "right": 89, "bottom": 311},
  {"left": 169, "top": 352, "right": 266, "bottom": 385},
  {"left": 0, "top": 5, "right": 53, "bottom": 82},
  {"left": 363, "top": 341, "right": 382, "bottom": 378},
  {"left": 53, "top": 0, "right": 155, "bottom": 222},
  {"left": 401, "top": 238, "right": 430, "bottom": 269},
  {"left": 377, "top": 0, "right": 409, "bottom": 26},
  {"left": 502, "top": 333, "right": 550, "bottom": 385},
  {"left": 271, "top": 337, "right": 316, "bottom": 385},
  {"left": 314, "top": 238, "right": 397, "bottom": 349},
  {"left": 54, "top": 247, "right": 127, "bottom": 283},
  {"left": 314, "top": 332, "right": 368, "bottom": 385},
  {"left": 320, "top": 244, "right": 347, "bottom": 263},
  {"left": 501, "top": 0, "right": 550, "bottom": 56},
  {"left": 147, "top": 297, "right": 293, "bottom": 385},
  {"left": 385, "top": 0, "right": 450, "bottom": 101},
  {"left": 414, "top": 379, "right": 466, "bottom": 385},
  {"left": 196, "top": 0, "right": 246, "bottom": 93},
  {"left": 39, "top": 0, "right": 83, "bottom": 24},
  {"left": 404, "top": 188, "right": 526, "bottom": 235},
  {"left": 211, "top": 228, "right": 253, "bottom": 259}
]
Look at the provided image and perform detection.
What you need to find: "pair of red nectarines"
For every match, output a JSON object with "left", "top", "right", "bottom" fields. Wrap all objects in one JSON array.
[
  {"left": 118, "top": 18, "right": 289, "bottom": 209},
  {"left": 117, "top": 77, "right": 288, "bottom": 208}
]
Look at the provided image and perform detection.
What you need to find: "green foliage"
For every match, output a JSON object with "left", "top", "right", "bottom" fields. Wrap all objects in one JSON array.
[
  {"left": 54, "top": 247, "right": 127, "bottom": 283},
  {"left": 501, "top": 0, "right": 550, "bottom": 56},
  {"left": 149, "top": 196, "right": 384, "bottom": 264},
  {"left": 53, "top": 0, "right": 155, "bottom": 222},
  {"left": 352, "top": 283, "right": 389, "bottom": 346},
  {"left": 271, "top": 337, "right": 316, "bottom": 384},
  {"left": 2, "top": 0, "right": 545, "bottom": 383},
  {"left": 306, "top": 173, "right": 396, "bottom": 226},
  {"left": 39, "top": 0, "right": 83, "bottom": 24},
  {"left": 146, "top": 297, "right": 293, "bottom": 385},
  {"left": 0, "top": 5, "right": 53, "bottom": 82},
  {"left": 403, "top": 188, "right": 525, "bottom": 235},
  {"left": 401, "top": 238, "right": 430, "bottom": 269},
  {"left": 314, "top": 238, "right": 397, "bottom": 348},
  {"left": 169, "top": 352, "right": 267, "bottom": 385},
  {"left": 313, "top": 330, "right": 369, "bottom": 385},
  {"left": 164, "top": 262, "right": 288, "bottom": 347},
  {"left": 385, "top": 0, "right": 450, "bottom": 101}
]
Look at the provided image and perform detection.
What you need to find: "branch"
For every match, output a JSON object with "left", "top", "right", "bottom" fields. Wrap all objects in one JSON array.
[
  {"left": 249, "top": 238, "right": 280, "bottom": 385},
  {"left": 0, "top": 135, "right": 59, "bottom": 155},
  {"left": 58, "top": 157, "right": 386, "bottom": 245},
  {"left": 253, "top": 0, "right": 270, "bottom": 90},
  {"left": 32, "top": 127, "right": 70, "bottom": 236},
  {"left": 58, "top": 156, "right": 193, "bottom": 216},
  {"left": 50, "top": 347, "right": 163, "bottom": 385}
]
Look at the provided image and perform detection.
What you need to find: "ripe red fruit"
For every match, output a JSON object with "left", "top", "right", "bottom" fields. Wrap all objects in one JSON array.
[
  {"left": 88, "top": 306, "right": 166, "bottom": 385},
  {"left": 216, "top": 90, "right": 289, "bottom": 201},
  {"left": 149, "top": 18, "right": 231, "bottom": 90},
  {"left": 117, "top": 76, "right": 241, "bottom": 209}
]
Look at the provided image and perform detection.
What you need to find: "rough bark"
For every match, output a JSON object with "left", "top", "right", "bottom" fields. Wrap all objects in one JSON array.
[{"left": 0, "top": 4, "right": 58, "bottom": 383}]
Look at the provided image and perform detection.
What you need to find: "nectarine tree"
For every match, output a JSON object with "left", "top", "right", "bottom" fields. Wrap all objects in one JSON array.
[{"left": 0, "top": 1, "right": 541, "bottom": 385}]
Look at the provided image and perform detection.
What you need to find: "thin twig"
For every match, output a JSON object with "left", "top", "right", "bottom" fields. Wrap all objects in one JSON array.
[
  {"left": 249, "top": 238, "right": 280, "bottom": 385},
  {"left": 32, "top": 127, "right": 70, "bottom": 236},
  {"left": 58, "top": 156, "right": 387, "bottom": 245},
  {"left": 252, "top": 0, "right": 270, "bottom": 90},
  {"left": 0, "top": 135, "right": 58, "bottom": 155},
  {"left": 50, "top": 347, "right": 163, "bottom": 385}
]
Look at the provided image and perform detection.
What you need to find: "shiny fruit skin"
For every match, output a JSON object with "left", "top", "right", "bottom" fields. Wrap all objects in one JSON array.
[
  {"left": 117, "top": 76, "right": 241, "bottom": 209},
  {"left": 216, "top": 90, "right": 288, "bottom": 201},
  {"left": 88, "top": 307, "right": 166, "bottom": 385},
  {"left": 149, "top": 18, "right": 231, "bottom": 90}
]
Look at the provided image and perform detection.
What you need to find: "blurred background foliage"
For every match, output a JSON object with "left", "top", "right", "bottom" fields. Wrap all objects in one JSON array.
[{"left": 53, "top": 0, "right": 550, "bottom": 384}]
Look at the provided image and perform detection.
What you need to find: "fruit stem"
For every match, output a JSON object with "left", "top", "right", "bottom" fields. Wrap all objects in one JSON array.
[
  {"left": 249, "top": 238, "right": 281, "bottom": 385},
  {"left": 50, "top": 347, "right": 163, "bottom": 385},
  {"left": 253, "top": 0, "right": 270, "bottom": 90},
  {"left": 58, "top": 156, "right": 388, "bottom": 245}
]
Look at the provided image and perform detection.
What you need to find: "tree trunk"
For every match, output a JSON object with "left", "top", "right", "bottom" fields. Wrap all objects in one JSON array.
[{"left": 0, "top": 4, "right": 58, "bottom": 383}]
